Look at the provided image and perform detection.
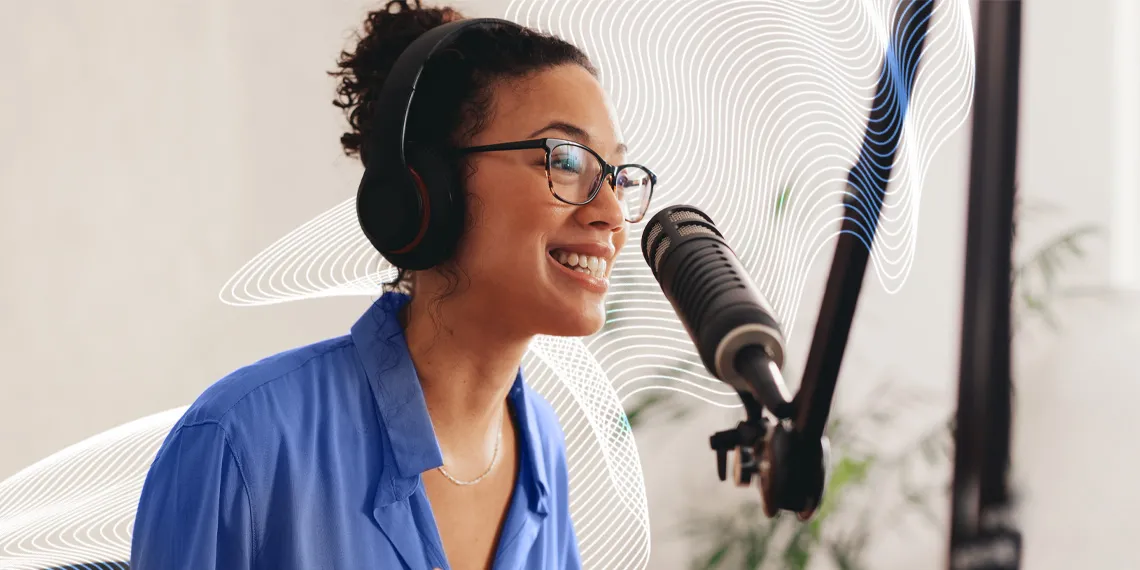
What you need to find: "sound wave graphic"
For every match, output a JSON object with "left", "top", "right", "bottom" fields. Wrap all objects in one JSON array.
[
  {"left": 1, "top": 2, "right": 973, "bottom": 568},
  {"left": 517, "top": 0, "right": 975, "bottom": 417},
  {"left": 0, "top": 410, "right": 184, "bottom": 570}
]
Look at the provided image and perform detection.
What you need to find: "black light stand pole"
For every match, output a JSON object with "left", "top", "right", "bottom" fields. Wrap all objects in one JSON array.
[{"left": 948, "top": 1, "right": 1023, "bottom": 569}]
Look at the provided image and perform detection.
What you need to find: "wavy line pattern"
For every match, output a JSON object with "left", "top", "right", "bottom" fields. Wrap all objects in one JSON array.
[
  {"left": 525, "top": 337, "right": 650, "bottom": 569},
  {"left": 2, "top": 2, "right": 973, "bottom": 568},
  {"left": 0, "top": 409, "right": 185, "bottom": 570},
  {"left": 508, "top": 0, "right": 972, "bottom": 563},
  {"left": 511, "top": 0, "right": 975, "bottom": 412}
]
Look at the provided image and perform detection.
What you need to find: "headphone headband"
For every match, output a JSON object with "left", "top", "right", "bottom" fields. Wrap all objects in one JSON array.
[{"left": 372, "top": 17, "right": 521, "bottom": 173}]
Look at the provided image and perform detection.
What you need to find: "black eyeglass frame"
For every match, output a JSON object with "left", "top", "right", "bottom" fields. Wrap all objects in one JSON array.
[{"left": 454, "top": 137, "right": 658, "bottom": 223}]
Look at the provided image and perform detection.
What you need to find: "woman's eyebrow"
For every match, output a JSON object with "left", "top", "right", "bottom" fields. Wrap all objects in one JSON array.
[
  {"left": 528, "top": 120, "right": 589, "bottom": 140},
  {"left": 529, "top": 120, "right": 629, "bottom": 157}
]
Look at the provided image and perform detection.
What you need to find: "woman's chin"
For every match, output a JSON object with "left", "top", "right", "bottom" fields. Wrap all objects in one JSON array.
[{"left": 540, "top": 305, "right": 607, "bottom": 337}]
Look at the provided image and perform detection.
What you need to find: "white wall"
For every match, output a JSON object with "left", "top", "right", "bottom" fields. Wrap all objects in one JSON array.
[
  {"left": 1008, "top": 0, "right": 1140, "bottom": 567},
  {"left": 2, "top": 0, "right": 1138, "bottom": 569}
]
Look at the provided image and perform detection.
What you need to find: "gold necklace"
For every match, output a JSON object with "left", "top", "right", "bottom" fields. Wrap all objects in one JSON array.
[{"left": 436, "top": 415, "right": 504, "bottom": 486}]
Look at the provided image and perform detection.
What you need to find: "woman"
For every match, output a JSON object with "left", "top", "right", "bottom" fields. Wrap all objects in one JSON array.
[{"left": 129, "top": 1, "right": 656, "bottom": 569}]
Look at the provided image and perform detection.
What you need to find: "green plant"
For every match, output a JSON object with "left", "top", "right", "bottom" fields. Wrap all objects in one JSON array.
[
  {"left": 624, "top": 390, "right": 690, "bottom": 430},
  {"left": 620, "top": 358, "right": 703, "bottom": 432},
  {"left": 1013, "top": 224, "right": 1100, "bottom": 329}
]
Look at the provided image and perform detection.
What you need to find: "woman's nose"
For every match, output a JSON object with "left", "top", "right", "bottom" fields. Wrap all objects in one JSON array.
[{"left": 580, "top": 176, "right": 626, "bottom": 230}]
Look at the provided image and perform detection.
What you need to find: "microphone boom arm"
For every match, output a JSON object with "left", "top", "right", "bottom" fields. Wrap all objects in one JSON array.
[
  {"left": 703, "top": 0, "right": 937, "bottom": 519},
  {"left": 794, "top": 0, "right": 934, "bottom": 444}
]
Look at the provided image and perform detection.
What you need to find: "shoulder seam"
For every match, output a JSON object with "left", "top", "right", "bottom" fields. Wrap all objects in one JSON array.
[
  {"left": 177, "top": 421, "right": 263, "bottom": 566},
  {"left": 213, "top": 337, "right": 354, "bottom": 421}
]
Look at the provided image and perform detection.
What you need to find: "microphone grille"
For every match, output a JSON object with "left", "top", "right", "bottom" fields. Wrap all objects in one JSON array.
[
  {"left": 646, "top": 220, "right": 665, "bottom": 249},
  {"left": 668, "top": 209, "right": 711, "bottom": 224},
  {"left": 677, "top": 224, "right": 717, "bottom": 238},
  {"left": 653, "top": 236, "right": 672, "bottom": 271},
  {"left": 643, "top": 206, "right": 724, "bottom": 275}
]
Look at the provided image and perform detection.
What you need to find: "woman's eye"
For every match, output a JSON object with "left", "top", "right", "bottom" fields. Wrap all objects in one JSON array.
[{"left": 551, "top": 153, "right": 582, "bottom": 173}]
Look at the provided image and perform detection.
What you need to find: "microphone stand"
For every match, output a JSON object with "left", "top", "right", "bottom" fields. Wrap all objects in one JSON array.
[{"left": 948, "top": 1, "right": 1022, "bottom": 568}]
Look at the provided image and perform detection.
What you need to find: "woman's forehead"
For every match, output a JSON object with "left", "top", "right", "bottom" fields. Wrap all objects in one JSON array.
[{"left": 490, "top": 68, "right": 624, "bottom": 154}]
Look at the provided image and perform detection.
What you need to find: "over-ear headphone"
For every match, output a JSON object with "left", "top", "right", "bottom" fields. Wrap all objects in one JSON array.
[{"left": 357, "top": 17, "right": 523, "bottom": 271}]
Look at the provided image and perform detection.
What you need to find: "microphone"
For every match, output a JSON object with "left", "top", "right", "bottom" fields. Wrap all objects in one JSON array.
[
  {"left": 640, "top": 204, "right": 793, "bottom": 419},
  {"left": 641, "top": 204, "right": 828, "bottom": 520}
]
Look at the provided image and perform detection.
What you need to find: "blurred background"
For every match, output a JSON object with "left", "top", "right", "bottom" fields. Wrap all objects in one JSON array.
[{"left": 1, "top": 0, "right": 1138, "bottom": 569}]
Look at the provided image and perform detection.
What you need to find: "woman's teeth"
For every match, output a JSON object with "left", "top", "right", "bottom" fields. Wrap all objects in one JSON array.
[{"left": 552, "top": 249, "right": 607, "bottom": 278}]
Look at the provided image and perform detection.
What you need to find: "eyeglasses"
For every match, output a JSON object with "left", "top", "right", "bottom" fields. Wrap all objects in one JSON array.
[{"left": 455, "top": 138, "right": 657, "bottom": 223}]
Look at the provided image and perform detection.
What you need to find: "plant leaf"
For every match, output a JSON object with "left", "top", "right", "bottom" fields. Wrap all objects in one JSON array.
[{"left": 694, "top": 544, "right": 732, "bottom": 570}]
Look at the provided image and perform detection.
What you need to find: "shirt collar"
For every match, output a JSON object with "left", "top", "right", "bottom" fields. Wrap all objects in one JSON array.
[
  {"left": 351, "top": 292, "right": 549, "bottom": 514},
  {"left": 351, "top": 292, "right": 443, "bottom": 484},
  {"left": 507, "top": 369, "right": 551, "bottom": 514}
]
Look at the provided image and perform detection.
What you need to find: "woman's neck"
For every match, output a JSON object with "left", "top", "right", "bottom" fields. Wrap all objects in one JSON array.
[{"left": 400, "top": 291, "right": 531, "bottom": 441}]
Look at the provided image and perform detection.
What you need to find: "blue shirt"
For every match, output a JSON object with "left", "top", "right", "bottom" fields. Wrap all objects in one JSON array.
[{"left": 130, "top": 292, "right": 581, "bottom": 569}]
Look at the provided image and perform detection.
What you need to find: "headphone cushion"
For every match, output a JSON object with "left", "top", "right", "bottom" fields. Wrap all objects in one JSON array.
[
  {"left": 395, "top": 146, "right": 464, "bottom": 269},
  {"left": 357, "top": 162, "right": 419, "bottom": 254}
]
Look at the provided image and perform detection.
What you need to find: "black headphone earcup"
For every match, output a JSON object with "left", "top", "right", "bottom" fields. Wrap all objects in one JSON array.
[
  {"left": 356, "top": 147, "right": 462, "bottom": 271},
  {"left": 394, "top": 147, "right": 464, "bottom": 270},
  {"left": 357, "top": 164, "right": 420, "bottom": 258}
]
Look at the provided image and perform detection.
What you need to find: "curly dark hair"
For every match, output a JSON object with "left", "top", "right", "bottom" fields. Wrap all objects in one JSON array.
[{"left": 329, "top": 0, "right": 598, "bottom": 298}]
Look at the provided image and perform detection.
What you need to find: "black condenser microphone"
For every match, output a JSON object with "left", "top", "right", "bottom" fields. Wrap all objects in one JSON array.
[{"left": 641, "top": 205, "right": 794, "bottom": 419}]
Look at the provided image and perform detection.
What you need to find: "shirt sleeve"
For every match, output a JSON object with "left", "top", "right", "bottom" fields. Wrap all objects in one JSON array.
[{"left": 130, "top": 422, "right": 257, "bottom": 570}]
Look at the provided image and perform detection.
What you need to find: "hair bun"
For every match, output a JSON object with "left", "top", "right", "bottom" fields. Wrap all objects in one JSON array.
[{"left": 330, "top": 1, "right": 465, "bottom": 160}]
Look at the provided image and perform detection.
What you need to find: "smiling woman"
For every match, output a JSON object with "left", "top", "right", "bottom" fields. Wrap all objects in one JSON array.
[{"left": 127, "top": 1, "right": 656, "bottom": 570}]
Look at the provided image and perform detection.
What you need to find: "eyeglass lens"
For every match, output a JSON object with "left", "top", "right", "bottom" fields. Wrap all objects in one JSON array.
[{"left": 548, "top": 143, "right": 653, "bottom": 221}]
